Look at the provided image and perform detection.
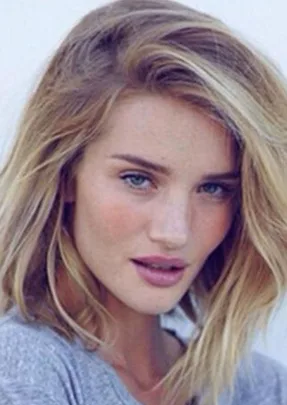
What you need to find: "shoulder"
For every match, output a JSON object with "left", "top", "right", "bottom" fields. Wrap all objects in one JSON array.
[
  {"left": 224, "top": 351, "right": 287, "bottom": 405},
  {"left": 0, "top": 310, "right": 86, "bottom": 404},
  {"left": 0, "top": 310, "right": 125, "bottom": 405},
  {"left": 0, "top": 310, "right": 78, "bottom": 370}
]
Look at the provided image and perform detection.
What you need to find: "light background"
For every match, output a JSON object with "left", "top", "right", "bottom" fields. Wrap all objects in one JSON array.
[{"left": 0, "top": 0, "right": 286, "bottom": 366}]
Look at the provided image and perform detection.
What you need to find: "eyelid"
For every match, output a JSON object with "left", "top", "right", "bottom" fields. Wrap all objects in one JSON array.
[
  {"left": 200, "top": 180, "right": 238, "bottom": 189},
  {"left": 119, "top": 169, "right": 155, "bottom": 182},
  {"left": 120, "top": 168, "right": 153, "bottom": 177},
  {"left": 198, "top": 181, "right": 238, "bottom": 197},
  {"left": 119, "top": 170, "right": 157, "bottom": 191}
]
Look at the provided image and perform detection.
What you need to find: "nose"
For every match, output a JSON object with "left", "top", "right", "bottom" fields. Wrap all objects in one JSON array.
[{"left": 148, "top": 193, "right": 189, "bottom": 250}]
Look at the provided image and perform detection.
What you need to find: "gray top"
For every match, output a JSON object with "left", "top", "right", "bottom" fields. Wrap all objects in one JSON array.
[{"left": 0, "top": 310, "right": 286, "bottom": 405}]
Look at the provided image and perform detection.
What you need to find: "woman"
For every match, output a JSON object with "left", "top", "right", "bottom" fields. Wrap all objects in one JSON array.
[{"left": 0, "top": 0, "right": 287, "bottom": 404}]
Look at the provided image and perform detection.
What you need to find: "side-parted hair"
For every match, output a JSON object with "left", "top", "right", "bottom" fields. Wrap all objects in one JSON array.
[{"left": 1, "top": 1, "right": 287, "bottom": 404}]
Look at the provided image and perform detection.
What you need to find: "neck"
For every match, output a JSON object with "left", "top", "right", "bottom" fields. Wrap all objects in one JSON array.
[{"left": 97, "top": 293, "right": 181, "bottom": 390}]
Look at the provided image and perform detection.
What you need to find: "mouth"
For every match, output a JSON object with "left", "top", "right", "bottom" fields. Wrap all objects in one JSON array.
[{"left": 131, "top": 257, "right": 187, "bottom": 287}]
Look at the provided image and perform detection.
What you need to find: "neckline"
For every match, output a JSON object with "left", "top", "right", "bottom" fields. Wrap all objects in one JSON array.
[
  {"left": 91, "top": 349, "right": 143, "bottom": 405},
  {"left": 88, "top": 328, "right": 188, "bottom": 405}
]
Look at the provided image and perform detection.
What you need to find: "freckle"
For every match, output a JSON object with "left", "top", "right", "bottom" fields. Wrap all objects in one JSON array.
[{"left": 100, "top": 202, "right": 138, "bottom": 239}]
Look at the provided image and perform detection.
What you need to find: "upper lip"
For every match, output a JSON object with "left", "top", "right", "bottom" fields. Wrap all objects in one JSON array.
[{"left": 131, "top": 256, "right": 188, "bottom": 269}]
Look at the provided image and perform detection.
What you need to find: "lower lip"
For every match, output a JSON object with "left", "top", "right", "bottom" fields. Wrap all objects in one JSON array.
[{"left": 132, "top": 261, "right": 185, "bottom": 287}]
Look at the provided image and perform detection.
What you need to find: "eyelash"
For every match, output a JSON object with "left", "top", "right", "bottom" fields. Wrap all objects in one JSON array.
[
  {"left": 120, "top": 171, "right": 237, "bottom": 199},
  {"left": 120, "top": 172, "right": 155, "bottom": 191},
  {"left": 198, "top": 182, "right": 236, "bottom": 199}
]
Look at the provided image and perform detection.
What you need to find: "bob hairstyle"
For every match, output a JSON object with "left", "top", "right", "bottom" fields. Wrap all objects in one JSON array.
[{"left": 1, "top": 0, "right": 287, "bottom": 404}]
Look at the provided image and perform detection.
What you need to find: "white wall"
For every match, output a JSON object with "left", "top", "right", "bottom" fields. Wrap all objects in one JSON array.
[{"left": 1, "top": 0, "right": 287, "bottom": 366}]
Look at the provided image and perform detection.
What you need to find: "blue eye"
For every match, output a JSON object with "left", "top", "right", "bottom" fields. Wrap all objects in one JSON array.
[
  {"left": 199, "top": 182, "right": 231, "bottom": 198},
  {"left": 120, "top": 172, "right": 153, "bottom": 190}
]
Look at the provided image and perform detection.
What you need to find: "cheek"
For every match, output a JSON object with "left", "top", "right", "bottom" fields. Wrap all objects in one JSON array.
[
  {"left": 197, "top": 205, "right": 234, "bottom": 251},
  {"left": 208, "top": 216, "right": 231, "bottom": 242},
  {"left": 75, "top": 194, "right": 147, "bottom": 243},
  {"left": 99, "top": 201, "right": 143, "bottom": 240}
]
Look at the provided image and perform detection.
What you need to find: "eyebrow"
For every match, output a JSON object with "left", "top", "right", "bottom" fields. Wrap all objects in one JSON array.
[
  {"left": 110, "top": 153, "right": 240, "bottom": 181},
  {"left": 110, "top": 154, "right": 170, "bottom": 175}
]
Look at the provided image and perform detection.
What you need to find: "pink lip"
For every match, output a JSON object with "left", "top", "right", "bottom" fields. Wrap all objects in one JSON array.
[
  {"left": 132, "top": 256, "right": 188, "bottom": 269},
  {"left": 131, "top": 256, "right": 188, "bottom": 287}
]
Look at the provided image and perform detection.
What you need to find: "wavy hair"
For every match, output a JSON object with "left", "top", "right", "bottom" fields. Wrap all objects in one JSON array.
[{"left": 1, "top": 0, "right": 287, "bottom": 404}]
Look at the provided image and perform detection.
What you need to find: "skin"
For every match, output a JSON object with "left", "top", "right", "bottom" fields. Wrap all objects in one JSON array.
[{"left": 69, "top": 94, "right": 238, "bottom": 404}]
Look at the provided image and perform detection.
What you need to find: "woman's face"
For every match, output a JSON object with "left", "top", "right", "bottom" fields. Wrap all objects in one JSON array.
[{"left": 72, "top": 94, "right": 238, "bottom": 315}]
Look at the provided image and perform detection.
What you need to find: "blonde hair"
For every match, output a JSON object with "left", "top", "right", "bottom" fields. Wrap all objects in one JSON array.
[{"left": 1, "top": 0, "right": 287, "bottom": 404}]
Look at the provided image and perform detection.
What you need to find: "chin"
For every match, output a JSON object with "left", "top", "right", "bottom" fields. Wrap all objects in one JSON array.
[{"left": 126, "top": 296, "right": 181, "bottom": 316}]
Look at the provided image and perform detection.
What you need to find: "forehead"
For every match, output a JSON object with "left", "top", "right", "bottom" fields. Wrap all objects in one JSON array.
[{"left": 88, "top": 93, "right": 236, "bottom": 174}]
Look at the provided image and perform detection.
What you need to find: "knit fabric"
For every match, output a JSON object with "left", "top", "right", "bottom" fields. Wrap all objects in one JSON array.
[{"left": 0, "top": 310, "right": 286, "bottom": 405}]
